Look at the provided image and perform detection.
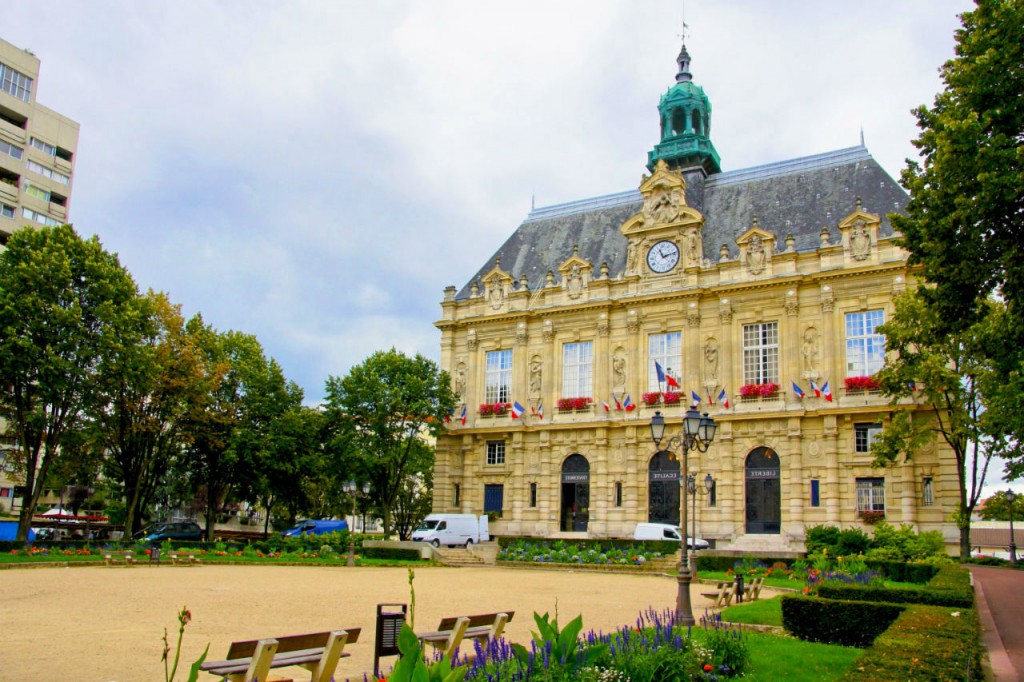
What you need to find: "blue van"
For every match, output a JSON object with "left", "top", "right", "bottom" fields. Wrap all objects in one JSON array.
[{"left": 281, "top": 519, "right": 348, "bottom": 537}]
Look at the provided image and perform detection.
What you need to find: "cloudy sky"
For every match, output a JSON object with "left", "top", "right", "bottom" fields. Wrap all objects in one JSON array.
[{"left": 11, "top": 1, "right": 1008, "bottom": 493}]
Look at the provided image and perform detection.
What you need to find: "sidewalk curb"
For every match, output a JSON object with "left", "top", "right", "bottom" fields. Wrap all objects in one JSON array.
[{"left": 972, "top": 568, "right": 1016, "bottom": 681}]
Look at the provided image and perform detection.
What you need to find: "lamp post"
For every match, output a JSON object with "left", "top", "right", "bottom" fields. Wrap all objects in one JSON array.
[
  {"left": 686, "top": 473, "right": 715, "bottom": 578},
  {"left": 650, "top": 408, "right": 717, "bottom": 625},
  {"left": 1007, "top": 490, "right": 1017, "bottom": 567},
  {"left": 343, "top": 481, "right": 371, "bottom": 567}
]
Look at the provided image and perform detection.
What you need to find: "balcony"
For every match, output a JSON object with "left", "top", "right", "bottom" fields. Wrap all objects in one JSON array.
[
  {"left": 0, "top": 180, "right": 17, "bottom": 203},
  {"left": 0, "top": 117, "right": 26, "bottom": 146}
]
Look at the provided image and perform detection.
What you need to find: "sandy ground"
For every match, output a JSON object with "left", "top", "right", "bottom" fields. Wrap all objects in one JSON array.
[{"left": 0, "top": 563, "right": 737, "bottom": 681}]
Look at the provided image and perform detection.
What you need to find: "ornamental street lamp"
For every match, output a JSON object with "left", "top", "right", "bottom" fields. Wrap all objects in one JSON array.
[
  {"left": 686, "top": 473, "right": 715, "bottom": 578},
  {"left": 650, "top": 408, "right": 717, "bottom": 625},
  {"left": 1007, "top": 489, "right": 1017, "bottom": 567},
  {"left": 343, "top": 481, "right": 371, "bottom": 567}
]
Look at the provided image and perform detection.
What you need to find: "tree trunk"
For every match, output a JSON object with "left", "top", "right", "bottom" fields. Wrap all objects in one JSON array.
[
  {"left": 16, "top": 443, "right": 51, "bottom": 542},
  {"left": 960, "top": 524, "right": 971, "bottom": 562}
]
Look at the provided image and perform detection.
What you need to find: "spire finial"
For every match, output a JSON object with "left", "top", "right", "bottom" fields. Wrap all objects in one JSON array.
[
  {"left": 856, "top": 196, "right": 862, "bottom": 211},
  {"left": 573, "top": 243, "right": 579, "bottom": 257}
]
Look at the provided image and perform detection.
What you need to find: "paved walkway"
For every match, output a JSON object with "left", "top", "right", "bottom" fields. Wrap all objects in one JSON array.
[{"left": 970, "top": 565, "right": 1024, "bottom": 680}]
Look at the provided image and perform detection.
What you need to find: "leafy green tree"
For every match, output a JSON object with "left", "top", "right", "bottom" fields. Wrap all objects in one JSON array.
[
  {"left": 179, "top": 317, "right": 299, "bottom": 540},
  {"left": 323, "top": 349, "right": 456, "bottom": 538},
  {"left": 391, "top": 439, "right": 435, "bottom": 541},
  {"left": 0, "top": 225, "right": 141, "bottom": 540},
  {"left": 871, "top": 293, "right": 1009, "bottom": 559},
  {"left": 90, "top": 292, "right": 202, "bottom": 535},
  {"left": 977, "top": 490, "right": 1024, "bottom": 522},
  {"left": 892, "top": 0, "right": 1024, "bottom": 332}
]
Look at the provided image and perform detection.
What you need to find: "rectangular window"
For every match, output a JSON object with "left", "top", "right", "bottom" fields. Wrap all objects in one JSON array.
[
  {"left": 24, "top": 183, "right": 49, "bottom": 202},
  {"left": 21, "top": 207, "right": 59, "bottom": 227},
  {"left": 709, "top": 480, "right": 717, "bottom": 507},
  {"left": 855, "top": 423, "right": 883, "bottom": 453},
  {"left": 0, "top": 487, "right": 10, "bottom": 498},
  {"left": 29, "top": 137, "right": 56, "bottom": 156},
  {"left": 846, "top": 310, "right": 886, "bottom": 376},
  {"left": 529, "top": 482, "right": 537, "bottom": 508},
  {"left": 1, "top": 203, "right": 13, "bottom": 219},
  {"left": 484, "top": 350, "right": 512, "bottom": 403},
  {"left": 26, "top": 160, "right": 70, "bottom": 185},
  {"left": 923, "top": 477, "right": 934, "bottom": 506},
  {"left": 811, "top": 479, "right": 820, "bottom": 507},
  {"left": 0, "top": 63, "right": 33, "bottom": 103},
  {"left": 484, "top": 484, "right": 504, "bottom": 515},
  {"left": 486, "top": 440, "right": 505, "bottom": 465},
  {"left": 743, "top": 322, "right": 779, "bottom": 384},
  {"left": 615, "top": 481, "right": 623, "bottom": 507},
  {"left": 0, "top": 140, "right": 22, "bottom": 161},
  {"left": 562, "top": 341, "right": 593, "bottom": 397},
  {"left": 856, "top": 477, "right": 885, "bottom": 512},
  {"left": 453, "top": 483, "right": 460, "bottom": 507},
  {"left": 648, "top": 332, "right": 682, "bottom": 391}
]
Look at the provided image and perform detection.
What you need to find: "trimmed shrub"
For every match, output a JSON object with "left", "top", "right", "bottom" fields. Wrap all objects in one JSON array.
[
  {"left": 695, "top": 555, "right": 794, "bottom": 572},
  {"left": 839, "top": 604, "right": 982, "bottom": 681},
  {"left": 781, "top": 594, "right": 905, "bottom": 647},
  {"left": 863, "top": 559, "right": 939, "bottom": 584},
  {"left": 805, "top": 524, "right": 841, "bottom": 555},
  {"left": 361, "top": 546, "right": 422, "bottom": 561},
  {"left": 496, "top": 536, "right": 680, "bottom": 555},
  {"left": 820, "top": 565, "right": 972, "bottom": 607}
]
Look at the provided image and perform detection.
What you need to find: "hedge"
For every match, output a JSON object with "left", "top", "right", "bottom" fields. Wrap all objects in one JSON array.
[
  {"left": 863, "top": 559, "right": 939, "bottom": 584},
  {"left": 497, "top": 536, "right": 680, "bottom": 555},
  {"left": 819, "top": 566, "right": 972, "bottom": 607},
  {"left": 695, "top": 555, "right": 793, "bottom": 572},
  {"left": 781, "top": 594, "right": 905, "bottom": 647},
  {"left": 838, "top": 604, "right": 982, "bottom": 681},
  {"left": 361, "top": 546, "right": 423, "bottom": 561}
]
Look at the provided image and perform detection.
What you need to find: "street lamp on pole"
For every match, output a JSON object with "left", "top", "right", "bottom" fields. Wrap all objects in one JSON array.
[
  {"left": 686, "top": 473, "right": 715, "bottom": 578},
  {"left": 1007, "top": 489, "right": 1017, "bottom": 567},
  {"left": 650, "top": 408, "right": 717, "bottom": 625},
  {"left": 343, "top": 481, "right": 371, "bottom": 567}
]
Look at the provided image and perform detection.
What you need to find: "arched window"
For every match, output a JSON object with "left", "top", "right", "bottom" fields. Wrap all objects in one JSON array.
[{"left": 691, "top": 110, "right": 702, "bottom": 136}]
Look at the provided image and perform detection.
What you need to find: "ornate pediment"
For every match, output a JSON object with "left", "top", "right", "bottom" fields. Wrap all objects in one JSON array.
[
  {"left": 837, "top": 200, "right": 881, "bottom": 263},
  {"left": 557, "top": 246, "right": 593, "bottom": 300},
  {"left": 621, "top": 159, "right": 704, "bottom": 236},
  {"left": 735, "top": 220, "right": 776, "bottom": 277},
  {"left": 480, "top": 258, "right": 514, "bottom": 310}
]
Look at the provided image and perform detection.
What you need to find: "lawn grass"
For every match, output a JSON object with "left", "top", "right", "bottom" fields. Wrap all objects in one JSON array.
[
  {"left": 698, "top": 570, "right": 923, "bottom": 591},
  {"left": 737, "top": 631, "right": 862, "bottom": 681},
  {"left": 720, "top": 595, "right": 783, "bottom": 626}
]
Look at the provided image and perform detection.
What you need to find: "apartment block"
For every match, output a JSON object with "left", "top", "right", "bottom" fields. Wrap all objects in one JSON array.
[{"left": 0, "top": 37, "right": 79, "bottom": 242}]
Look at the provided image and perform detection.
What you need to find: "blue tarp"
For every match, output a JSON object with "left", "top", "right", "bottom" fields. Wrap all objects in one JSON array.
[{"left": 0, "top": 521, "right": 34, "bottom": 541}]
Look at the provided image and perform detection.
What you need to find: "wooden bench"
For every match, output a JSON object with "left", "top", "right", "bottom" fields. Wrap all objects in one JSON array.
[
  {"left": 199, "top": 627, "right": 360, "bottom": 682},
  {"left": 417, "top": 611, "right": 513, "bottom": 659},
  {"left": 700, "top": 581, "right": 736, "bottom": 609},
  {"left": 744, "top": 576, "right": 766, "bottom": 602}
]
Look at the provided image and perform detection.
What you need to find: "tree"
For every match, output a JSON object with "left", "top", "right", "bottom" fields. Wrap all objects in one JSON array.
[
  {"left": 0, "top": 225, "right": 140, "bottom": 541},
  {"left": 871, "top": 292, "right": 1010, "bottom": 559},
  {"left": 179, "top": 317, "right": 299, "bottom": 540},
  {"left": 390, "top": 439, "right": 435, "bottom": 541},
  {"left": 977, "top": 490, "right": 1024, "bottom": 521},
  {"left": 323, "top": 349, "right": 457, "bottom": 539},
  {"left": 892, "top": 0, "right": 1024, "bottom": 333},
  {"left": 90, "top": 292, "right": 202, "bottom": 535}
]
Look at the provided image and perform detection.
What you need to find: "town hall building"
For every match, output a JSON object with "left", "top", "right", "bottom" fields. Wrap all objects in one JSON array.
[{"left": 433, "top": 42, "right": 954, "bottom": 551}]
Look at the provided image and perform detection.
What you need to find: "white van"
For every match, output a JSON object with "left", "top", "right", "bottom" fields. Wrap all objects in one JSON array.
[
  {"left": 633, "top": 522, "right": 709, "bottom": 549},
  {"left": 411, "top": 513, "right": 489, "bottom": 547}
]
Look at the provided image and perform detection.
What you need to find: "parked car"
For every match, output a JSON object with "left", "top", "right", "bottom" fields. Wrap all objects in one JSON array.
[
  {"left": 134, "top": 521, "right": 203, "bottom": 543},
  {"left": 280, "top": 519, "right": 348, "bottom": 537},
  {"left": 632, "top": 522, "right": 709, "bottom": 549}
]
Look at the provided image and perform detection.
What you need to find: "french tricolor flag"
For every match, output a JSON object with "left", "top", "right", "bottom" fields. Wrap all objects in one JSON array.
[
  {"left": 792, "top": 381, "right": 805, "bottom": 399},
  {"left": 614, "top": 396, "right": 623, "bottom": 411},
  {"left": 623, "top": 395, "right": 636, "bottom": 412},
  {"left": 459, "top": 404, "right": 467, "bottom": 425},
  {"left": 717, "top": 388, "right": 729, "bottom": 409},
  {"left": 821, "top": 380, "right": 833, "bottom": 402},
  {"left": 810, "top": 378, "right": 820, "bottom": 398},
  {"left": 602, "top": 400, "right": 611, "bottom": 412},
  {"left": 691, "top": 390, "right": 702, "bottom": 408},
  {"left": 511, "top": 401, "right": 525, "bottom": 418},
  {"left": 537, "top": 400, "right": 543, "bottom": 420}
]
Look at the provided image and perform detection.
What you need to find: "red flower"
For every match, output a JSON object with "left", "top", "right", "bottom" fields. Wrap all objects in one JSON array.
[
  {"left": 642, "top": 391, "right": 662, "bottom": 405},
  {"left": 704, "top": 664, "right": 713, "bottom": 671},
  {"left": 662, "top": 391, "right": 681, "bottom": 405},
  {"left": 844, "top": 375, "right": 880, "bottom": 391}
]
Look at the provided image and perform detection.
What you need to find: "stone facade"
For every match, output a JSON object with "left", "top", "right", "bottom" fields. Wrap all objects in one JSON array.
[{"left": 432, "top": 46, "right": 955, "bottom": 552}]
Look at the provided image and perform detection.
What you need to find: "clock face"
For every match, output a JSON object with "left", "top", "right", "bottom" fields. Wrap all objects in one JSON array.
[{"left": 647, "top": 240, "right": 680, "bottom": 273}]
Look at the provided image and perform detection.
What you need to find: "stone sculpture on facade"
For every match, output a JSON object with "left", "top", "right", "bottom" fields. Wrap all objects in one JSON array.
[
  {"left": 746, "top": 234, "right": 767, "bottom": 274},
  {"left": 850, "top": 220, "right": 871, "bottom": 260},
  {"left": 529, "top": 356, "right": 543, "bottom": 399}
]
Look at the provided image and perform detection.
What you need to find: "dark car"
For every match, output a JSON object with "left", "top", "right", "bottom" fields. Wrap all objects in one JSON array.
[{"left": 134, "top": 522, "right": 203, "bottom": 543}]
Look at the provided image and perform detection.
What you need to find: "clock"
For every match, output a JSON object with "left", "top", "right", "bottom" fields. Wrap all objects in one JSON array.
[{"left": 647, "top": 240, "right": 680, "bottom": 273}]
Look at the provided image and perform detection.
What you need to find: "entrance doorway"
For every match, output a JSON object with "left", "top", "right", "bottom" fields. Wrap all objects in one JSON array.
[
  {"left": 745, "top": 447, "right": 781, "bottom": 534},
  {"left": 560, "top": 454, "right": 590, "bottom": 532},
  {"left": 648, "top": 451, "right": 680, "bottom": 525}
]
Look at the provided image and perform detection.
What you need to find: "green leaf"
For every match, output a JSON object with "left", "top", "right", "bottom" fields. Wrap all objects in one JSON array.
[{"left": 185, "top": 644, "right": 209, "bottom": 682}]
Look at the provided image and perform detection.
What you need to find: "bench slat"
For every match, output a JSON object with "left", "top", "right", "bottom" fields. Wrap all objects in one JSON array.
[{"left": 224, "top": 628, "right": 360, "bottom": 659}]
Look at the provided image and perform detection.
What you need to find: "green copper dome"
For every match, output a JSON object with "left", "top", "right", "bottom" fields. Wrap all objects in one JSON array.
[{"left": 647, "top": 43, "right": 721, "bottom": 174}]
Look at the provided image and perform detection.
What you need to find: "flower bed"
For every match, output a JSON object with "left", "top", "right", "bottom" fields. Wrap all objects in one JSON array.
[
  {"left": 642, "top": 391, "right": 662, "bottom": 406},
  {"left": 498, "top": 538, "right": 667, "bottom": 565},
  {"left": 739, "top": 382, "right": 779, "bottom": 398}
]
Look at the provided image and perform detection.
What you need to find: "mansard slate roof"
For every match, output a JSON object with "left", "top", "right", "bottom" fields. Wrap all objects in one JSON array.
[{"left": 455, "top": 145, "right": 908, "bottom": 300}]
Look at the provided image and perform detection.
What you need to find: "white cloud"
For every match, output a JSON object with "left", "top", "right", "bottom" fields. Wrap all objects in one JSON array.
[{"left": 4, "top": 0, "right": 974, "bottom": 405}]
